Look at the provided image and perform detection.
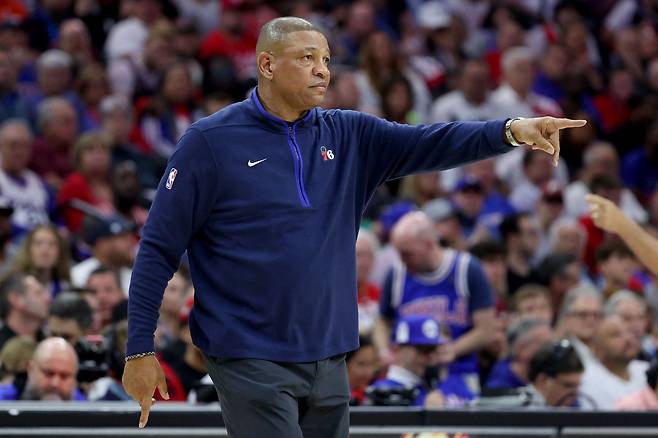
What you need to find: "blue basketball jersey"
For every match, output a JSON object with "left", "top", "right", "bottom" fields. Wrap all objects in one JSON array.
[{"left": 381, "top": 249, "right": 493, "bottom": 376}]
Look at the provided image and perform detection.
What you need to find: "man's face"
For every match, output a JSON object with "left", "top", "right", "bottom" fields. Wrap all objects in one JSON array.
[
  {"left": 553, "top": 225, "right": 585, "bottom": 259},
  {"left": 615, "top": 299, "right": 647, "bottom": 342},
  {"left": 517, "top": 325, "right": 553, "bottom": 365},
  {"left": 46, "top": 103, "right": 78, "bottom": 146},
  {"left": 0, "top": 51, "right": 16, "bottom": 89},
  {"left": 595, "top": 316, "right": 638, "bottom": 365},
  {"left": 392, "top": 235, "right": 433, "bottom": 274},
  {"left": 87, "top": 272, "right": 124, "bottom": 325},
  {"left": 538, "top": 371, "right": 582, "bottom": 407},
  {"left": 565, "top": 295, "right": 602, "bottom": 343},
  {"left": 0, "top": 123, "right": 32, "bottom": 173},
  {"left": 47, "top": 316, "right": 84, "bottom": 346},
  {"left": 518, "top": 294, "right": 553, "bottom": 324},
  {"left": 16, "top": 276, "right": 51, "bottom": 321},
  {"left": 355, "top": 237, "right": 375, "bottom": 285},
  {"left": 481, "top": 256, "right": 507, "bottom": 295},
  {"left": 161, "top": 273, "right": 188, "bottom": 316},
  {"left": 599, "top": 253, "right": 637, "bottom": 286},
  {"left": 461, "top": 61, "right": 489, "bottom": 104},
  {"left": 518, "top": 216, "right": 540, "bottom": 258},
  {"left": 269, "top": 30, "right": 331, "bottom": 112},
  {"left": 454, "top": 188, "right": 484, "bottom": 218},
  {"left": 395, "top": 344, "right": 436, "bottom": 378},
  {"left": 30, "top": 227, "right": 59, "bottom": 270},
  {"left": 26, "top": 349, "right": 78, "bottom": 400}
]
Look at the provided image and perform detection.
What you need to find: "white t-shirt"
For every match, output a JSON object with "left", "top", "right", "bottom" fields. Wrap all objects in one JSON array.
[
  {"left": 579, "top": 359, "right": 649, "bottom": 409},
  {"left": 0, "top": 169, "right": 50, "bottom": 231}
]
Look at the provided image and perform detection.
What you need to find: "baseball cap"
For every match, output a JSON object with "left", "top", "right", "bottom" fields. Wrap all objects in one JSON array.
[
  {"left": 454, "top": 175, "right": 483, "bottom": 193},
  {"left": 392, "top": 315, "right": 446, "bottom": 346},
  {"left": 82, "top": 214, "right": 135, "bottom": 246},
  {"left": 379, "top": 201, "right": 417, "bottom": 236},
  {"left": 422, "top": 198, "right": 456, "bottom": 223}
]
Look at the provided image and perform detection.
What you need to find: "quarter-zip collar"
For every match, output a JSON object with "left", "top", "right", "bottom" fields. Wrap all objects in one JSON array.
[{"left": 249, "top": 87, "right": 317, "bottom": 131}]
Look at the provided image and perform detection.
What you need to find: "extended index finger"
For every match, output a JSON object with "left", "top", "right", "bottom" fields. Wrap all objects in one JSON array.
[
  {"left": 554, "top": 118, "right": 587, "bottom": 129},
  {"left": 138, "top": 397, "right": 153, "bottom": 429}
]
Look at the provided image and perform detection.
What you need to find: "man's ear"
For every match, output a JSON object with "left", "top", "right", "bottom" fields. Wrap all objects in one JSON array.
[{"left": 257, "top": 51, "right": 275, "bottom": 80}]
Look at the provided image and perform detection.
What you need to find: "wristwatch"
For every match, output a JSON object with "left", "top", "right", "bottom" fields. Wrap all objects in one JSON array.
[{"left": 504, "top": 117, "right": 524, "bottom": 146}]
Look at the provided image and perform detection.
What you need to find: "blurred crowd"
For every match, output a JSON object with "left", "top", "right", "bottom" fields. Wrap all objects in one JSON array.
[{"left": 0, "top": 0, "right": 657, "bottom": 410}]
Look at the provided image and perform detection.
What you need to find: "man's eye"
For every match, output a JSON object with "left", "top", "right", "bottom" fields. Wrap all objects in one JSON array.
[
  {"left": 303, "top": 55, "right": 312, "bottom": 61},
  {"left": 324, "top": 58, "right": 331, "bottom": 65}
]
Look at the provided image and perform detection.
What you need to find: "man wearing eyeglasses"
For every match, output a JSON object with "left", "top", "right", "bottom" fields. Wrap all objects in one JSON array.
[
  {"left": 527, "top": 339, "right": 584, "bottom": 407},
  {"left": 0, "top": 337, "right": 85, "bottom": 401}
]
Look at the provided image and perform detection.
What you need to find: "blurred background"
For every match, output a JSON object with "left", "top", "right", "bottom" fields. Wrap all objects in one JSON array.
[{"left": 0, "top": 0, "right": 656, "bottom": 428}]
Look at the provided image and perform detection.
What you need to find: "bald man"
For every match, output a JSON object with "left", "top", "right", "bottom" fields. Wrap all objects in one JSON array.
[
  {"left": 374, "top": 211, "right": 496, "bottom": 392},
  {"left": 123, "top": 16, "right": 586, "bottom": 437},
  {"left": 0, "top": 337, "right": 84, "bottom": 400},
  {"left": 579, "top": 315, "right": 648, "bottom": 409}
]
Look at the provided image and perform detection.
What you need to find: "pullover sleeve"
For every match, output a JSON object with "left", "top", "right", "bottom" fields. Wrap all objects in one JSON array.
[
  {"left": 346, "top": 111, "right": 514, "bottom": 194},
  {"left": 126, "top": 128, "right": 219, "bottom": 356}
]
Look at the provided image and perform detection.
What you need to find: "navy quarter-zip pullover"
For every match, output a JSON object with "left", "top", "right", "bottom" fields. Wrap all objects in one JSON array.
[{"left": 126, "top": 89, "right": 514, "bottom": 361}]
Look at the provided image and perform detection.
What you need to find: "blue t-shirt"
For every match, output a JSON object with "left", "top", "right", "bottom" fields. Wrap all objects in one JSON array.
[
  {"left": 485, "top": 357, "right": 526, "bottom": 390},
  {"left": 380, "top": 249, "right": 493, "bottom": 375}
]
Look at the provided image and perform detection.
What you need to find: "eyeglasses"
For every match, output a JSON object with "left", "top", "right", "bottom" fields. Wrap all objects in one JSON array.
[{"left": 569, "top": 310, "right": 602, "bottom": 320}]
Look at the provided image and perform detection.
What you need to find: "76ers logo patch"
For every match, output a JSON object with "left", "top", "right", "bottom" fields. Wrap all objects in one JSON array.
[
  {"left": 166, "top": 168, "right": 178, "bottom": 189},
  {"left": 320, "top": 146, "right": 334, "bottom": 161}
]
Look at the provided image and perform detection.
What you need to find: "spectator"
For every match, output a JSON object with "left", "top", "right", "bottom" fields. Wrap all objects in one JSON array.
[
  {"left": 46, "top": 292, "right": 92, "bottom": 346},
  {"left": 500, "top": 213, "right": 540, "bottom": 295},
  {"left": 615, "top": 359, "right": 658, "bottom": 410},
  {"left": 136, "top": 62, "right": 202, "bottom": 159},
  {"left": 356, "top": 228, "right": 380, "bottom": 336},
  {"left": 508, "top": 151, "right": 558, "bottom": 213},
  {"left": 12, "top": 224, "right": 70, "bottom": 298},
  {"left": 526, "top": 339, "right": 584, "bottom": 407},
  {"left": 469, "top": 240, "right": 509, "bottom": 313},
  {"left": 0, "top": 335, "right": 35, "bottom": 389},
  {"left": 0, "top": 337, "right": 85, "bottom": 401},
  {"left": 335, "top": 1, "right": 377, "bottom": 67},
  {"left": 0, "top": 48, "right": 32, "bottom": 124},
  {"left": 430, "top": 58, "right": 494, "bottom": 123},
  {"left": 512, "top": 284, "right": 553, "bottom": 324},
  {"left": 0, "top": 272, "right": 50, "bottom": 350},
  {"left": 485, "top": 317, "right": 553, "bottom": 390},
  {"left": 586, "top": 193, "right": 658, "bottom": 278},
  {"left": 547, "top": 217, "right": 587, "bottom": 263},
  {"left": 533, "top": 253, "right": 581, "bottom": 314},
  {"left": 347, "top": 336, "right": 378, "bottom": 406},
  {"left": 605, "top": 291, "right": 652, "bottom": 361},
  {"left": 0, "top": 118, "right": 52, "bottom": 235},
  {"left": 57, "top": 131, "right": 116, "bottom": 233},
  {"left": 110, "top": 160, "right": 150, "bottom": 228},
  {"left": 57, "top": 18, "right": 94, "bottom": 70},
  {"left": 535, "top": 182, "right": 566, "bottom": 259},
  {"left": 99, "top": 95, "right": 160, "bottom": 190},
  {"left": 621, "top": 117, "right": 658, "bottom": 203},
  {"left": 30, "top": 96, "right": 78, "bottom": 189},
  {"left": 108, "top": 27, "right": 175, "bottom": 99},
  {"left": 580, "top": 315, "right": 649, "bottom": 409},
  {"left": 158, "top": 298, "right": 208, "bottom": 398},
  {"left": 71, "top": 214, "right": 135, "bottom": 293},
  {"left": 104, "top": 0, "right": 162, "bottom": 65},
  {"left": 595, "top": 241, "right": 641, "bottom": 299},
  {"left": 565, "top": 141, "right": 647, "bottom": 224},
  {"left": 451, "top": 175, "right": 488, "bottom": 240},
  {"left": 556, "top": 285, "right": 603, "bottom": 367},
  {"left": 76, "top": 63, "right": 110, "bottom": 131},
  {"left": 156, "top": 269, "right": 190, "bottom": 350},
  {"left": 368, "top": 315, "right": 470, "bottom": 408},
  {"left": 85, "top": 267, "right": 126, "bottom": 331},
  {"left": 422, "top": 198, "right": 466, "bottom": 251},
  {"left": 376, "top": 211, "right": 495, "bottom": 393}
]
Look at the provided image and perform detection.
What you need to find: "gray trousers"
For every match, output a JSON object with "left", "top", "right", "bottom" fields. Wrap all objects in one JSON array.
[{"left": 204, "top": 353, "right": 350, "bottom": 438}]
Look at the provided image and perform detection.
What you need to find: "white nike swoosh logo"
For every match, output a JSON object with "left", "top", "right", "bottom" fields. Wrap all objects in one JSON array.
[{"left": 248, "top": 158, "right": 267, "bottom": 167}]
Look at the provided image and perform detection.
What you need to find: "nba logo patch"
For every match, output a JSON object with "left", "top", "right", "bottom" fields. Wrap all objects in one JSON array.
[{"left": 166, "top": 168, "right": 177, "bottom": 190}]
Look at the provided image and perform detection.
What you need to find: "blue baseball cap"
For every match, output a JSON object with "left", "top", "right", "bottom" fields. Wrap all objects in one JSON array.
[{"left": 392, "top": 315, "right": 446, "bottom": 346}]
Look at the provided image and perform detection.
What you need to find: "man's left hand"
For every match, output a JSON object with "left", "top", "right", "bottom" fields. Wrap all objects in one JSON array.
[{"left": 510, "top": 117, "right": 587, "bottom": 167}]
